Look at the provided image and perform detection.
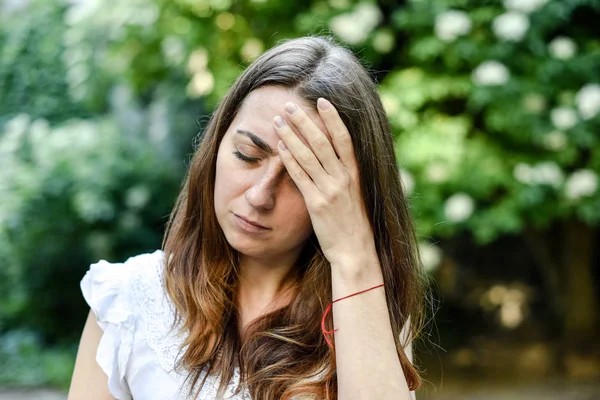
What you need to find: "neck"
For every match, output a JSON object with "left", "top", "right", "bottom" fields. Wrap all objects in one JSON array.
[{"left": 236, "top": 253, "right": 298, "bottom": 331}]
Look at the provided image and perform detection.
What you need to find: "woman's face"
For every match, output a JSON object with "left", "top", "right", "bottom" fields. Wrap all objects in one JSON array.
[{"left": 214, "top": 86, "right": 325, "bottom": 263}]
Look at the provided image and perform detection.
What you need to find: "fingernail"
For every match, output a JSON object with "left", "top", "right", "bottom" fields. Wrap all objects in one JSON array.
[
  {"left": 285, "top": 102, "right": 298, "bottom": 114},
  {"left": 274, "top": 116, "right": 286, "bottom": 128},
  {"left": 278, "top": 140, "right": 287, "bottom": 151},
  {"left": 317, "top": 98, "right": 331, "bottom": 111}
]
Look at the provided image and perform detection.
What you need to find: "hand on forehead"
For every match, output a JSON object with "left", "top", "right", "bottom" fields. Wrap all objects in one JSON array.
[
  {"left": 287, "top": 104, "right": 333, "bottom": 148},
  {"left": 237, "top": 86, "right": 334, "bottom": 151}
]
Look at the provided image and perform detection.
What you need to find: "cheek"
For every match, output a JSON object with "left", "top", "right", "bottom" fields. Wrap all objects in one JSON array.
[
  {"left": 280, "top": 191, "right": 312, "bottom": 231},
  {"left": 214, "top": 151, "right": 252, "bottom": 209},
  {"left": 214, "top": 152, "right": 237, "bottom": 209},
  {"left": 214, "top": 154, "right": 226, "bottom": 200}
]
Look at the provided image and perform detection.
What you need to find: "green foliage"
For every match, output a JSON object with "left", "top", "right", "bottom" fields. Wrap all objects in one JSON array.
[
  {"left": 0, "top": 0, "right": 90, "bottom": 125},
  {"left": 0, "top": 112, "right": 180, "bottom": 341},
  {"left": 386, "top": 0, "right": 600, "bottom": 243},
  {"left": 0, "top": 329, "right": 75, "bottom": 389}
]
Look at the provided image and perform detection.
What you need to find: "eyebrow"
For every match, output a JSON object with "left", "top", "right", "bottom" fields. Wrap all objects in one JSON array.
[{"left": 235, "top": 129, "right": 274, "bottom": 155}]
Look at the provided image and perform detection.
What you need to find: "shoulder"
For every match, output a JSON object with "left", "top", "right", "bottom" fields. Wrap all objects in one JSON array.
[
  {"left": 80, "top": 250, "right": 165, "bottom": 329},
  {"left": 81, "top": 251, "right": 186, "bottom": 378},
  {"left": 78, "top": 250, "right": 165, "bottom": 399}
]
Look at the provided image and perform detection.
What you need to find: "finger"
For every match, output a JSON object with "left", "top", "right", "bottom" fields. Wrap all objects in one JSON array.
[
  {"left": 316, "top": 98, "right": 357, "bottom": 170},
  {"left": 273, "top": 115, "right": 330, "bottom": 190},
  {"left": 284, "top": 102, "right": 344, "bottom": 178},
  {"left": 276, "top": 140, "right": 318, "bottom": 199}
]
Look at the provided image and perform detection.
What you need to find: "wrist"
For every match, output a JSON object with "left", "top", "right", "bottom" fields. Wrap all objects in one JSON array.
[{"left": 329, "top": 250, "right": 384, "bottom": 294}]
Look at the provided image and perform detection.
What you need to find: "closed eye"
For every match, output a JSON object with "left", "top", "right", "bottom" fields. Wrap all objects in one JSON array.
[{"left": 233, "top": 151, "right": 260, "bottom": 163}]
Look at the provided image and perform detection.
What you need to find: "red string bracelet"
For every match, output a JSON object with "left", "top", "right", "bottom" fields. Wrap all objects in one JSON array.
[{"left": 321, "top": 283, "right": 385, "bottom": 348}]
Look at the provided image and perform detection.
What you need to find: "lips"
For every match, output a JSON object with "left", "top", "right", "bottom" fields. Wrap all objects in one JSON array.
[{"left": 234, "top": 214, "right": 269, "bottom": 229}]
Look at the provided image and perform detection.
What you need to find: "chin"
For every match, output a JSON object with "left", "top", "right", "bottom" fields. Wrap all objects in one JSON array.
[{"left": 223, "top": 230, "right": 268, "bottom": 257}]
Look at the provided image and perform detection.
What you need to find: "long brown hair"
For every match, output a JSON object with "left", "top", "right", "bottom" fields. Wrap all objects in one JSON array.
[{"left": 162, "top": 36, "right": 424, "bottom": 399}]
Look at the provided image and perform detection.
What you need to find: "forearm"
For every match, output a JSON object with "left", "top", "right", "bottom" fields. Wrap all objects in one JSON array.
[{"left": 330, "top": 253, "right": 412, "bottom": 400}]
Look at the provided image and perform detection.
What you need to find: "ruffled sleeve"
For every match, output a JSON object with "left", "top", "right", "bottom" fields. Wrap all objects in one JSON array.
[{"left": 81, "top": 257, "right": 137, "bottom": 400}]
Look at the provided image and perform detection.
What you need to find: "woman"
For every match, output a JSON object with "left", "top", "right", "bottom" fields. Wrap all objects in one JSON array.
[{"left": 68, "top": 36, "right": 424, "bottom": 400}]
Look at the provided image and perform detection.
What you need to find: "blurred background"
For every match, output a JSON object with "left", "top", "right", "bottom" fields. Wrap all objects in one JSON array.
[{"left": 1, "top": 0, "right": 599, "bottom": 398}]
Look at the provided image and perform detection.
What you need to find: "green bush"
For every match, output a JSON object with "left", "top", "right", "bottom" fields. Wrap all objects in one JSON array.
[
  {"left": 386, "top": 0, "right": 600, "bottom": 243},
  {"left": 0, "top": 114, "right": 180, "bottom": 343},
  {"left": 0, "top": 0, "right": 90, "bottom": 125},
  {"left": 0, "top": 329, "right": 75, "bottom": 389}
]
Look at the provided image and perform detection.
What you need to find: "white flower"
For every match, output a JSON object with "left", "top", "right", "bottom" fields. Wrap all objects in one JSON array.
[
  {"left": 400, "top": 169, "right": 415, "bottom": 195},
  {"left": 548, "top": 37, "right": 577, "bottom": 60},
  {"left": 187, "top": 70, "right": 214, "bottom": 97},
  {"left": 64, "top": 0, "right": 106, "bottom": 26},
  {"left": 187, "top": 48, "right": 209, "bottom": 74},
  {"left": 503, "top": 0, "right": 549, "bottom": 14},
  {"left": 125, "top": 185, "right": 151, "bottom": 209},
  {"left": 513, "top": 162, "right": 563, "bottom": 187},
  {"left": 61, "top": 45, "right": 91, "bottom": 68},
  {"left": 70, "top": 120, "right": 98, "bottom": 150},
  {"left": 372, "top": 30, "right": 395, "bottom": 54},
  {"left": 67, "top": 63, "right": 89, "bottom": 87},
  {"left": 29, "top": 119, "right": 51, "bottom": 147},
  {"left": 2, "top": 0, "right": 31, "bottom": 16},
  {"left": 381, "top": 94, "right": 400, "bottom": 115},
  {"left": 73, "top": 190, "right": 115, "bottom": 222},
  {"left": 493, "top": 12, "right": 529, "bottom": 41},
  {"left": 5, "top": 114, "right": 30, "bottom": 137},
  {"left": 329, "top": 16, "right": 364, "bottom": 44},
  {"left": 330, "top": 3, "right": 382, "bottom": 45},
  {"left": 419, "top": 242, "right": 443, "bottom": 273},
  {"left": 472, "top": 61, "right": 510, "bottom": 86},
  {"left": 63, "top": 28, "right": 84, "bottom": 47},
  {"left": 1, "top": 114, "right": 30, "bottom": 156},
  {"left": 534, "top": 162, "right": 564, "bottom": 187},
  {"left": 241, "top": 38, "right": 264, "bottom": 61},
  {"left": 162, "top": 36, "right": 185, "bottom": 66},
  {"left": 434, "top": 10, "right": 472, "bottom": 42},
  {"left": 426, "top": 163, "right": 450, "bottom": 183},
  {"left": 130, "top": 5, "right": 159, "bottom": 26},
  {"left": 148, "top": 99, "right": 169, "bottom": 144},
  {"left": 575, "top": 83, "right": 600, "bottom": 120},
  {"left": 514, "top": 163, "right": 533, "bottom": 184},
  {"left": 564, "top": 170, "right": 598, "bottom": 200},
  {"left": 543, "top": 131, "right": 567, "bottom": 151},
  {"left": 523, "top": 93, "right": 546, "bottom": 114},
  {"left": 356, "top": 3, "right": 382, "bottom": 30},
  {"left": 70, "top": 85, "right": 87, "bottom": 102},
  {"left": 444, "top": 193, "right": 475, "bottom": 223},
  {"left": 550, "top": 107, "right": 578, "bottom": 130}
]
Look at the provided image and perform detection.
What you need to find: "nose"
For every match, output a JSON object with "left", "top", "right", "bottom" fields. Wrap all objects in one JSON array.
[{"left": 244, "top": 162, "right": 285, "bottom": 211}]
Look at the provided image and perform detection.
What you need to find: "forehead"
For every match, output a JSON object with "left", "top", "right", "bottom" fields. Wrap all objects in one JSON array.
[{"left": 229, "top": 86, "right": 329, "bottom": 146}]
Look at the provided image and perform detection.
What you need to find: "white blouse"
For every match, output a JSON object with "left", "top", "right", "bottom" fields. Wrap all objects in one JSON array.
[{"left": 81, "top": 250, "right": 415, "bottom": 400}]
